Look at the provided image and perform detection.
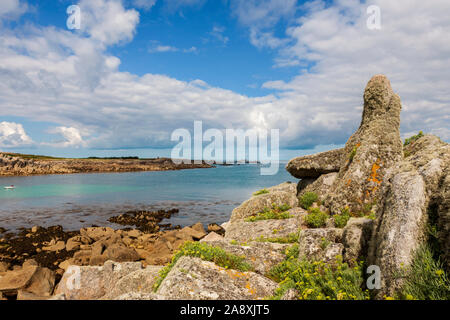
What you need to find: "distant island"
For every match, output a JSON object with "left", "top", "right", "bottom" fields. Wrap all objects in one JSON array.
[{"left": 0, "top": 153, "right": 212, "bottom": 176}]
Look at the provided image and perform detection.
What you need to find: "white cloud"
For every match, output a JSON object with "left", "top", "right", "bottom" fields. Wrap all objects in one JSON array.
[
  {"left": 132, "top": 0, "right": 157, "bottom": 11},
  {"left": 208, "top": 26, "right": 229, "bottom": 45},
  {"left": 148, "top": 43, "right": 198, "bottom": 53},
  {"left": 0, "top": 121, "right": 33, "bottom": 148},
  {"left": 44, "top": 127, "right": 86, "bottom": 148},
  {"left": 79, "top": 0, "right": 140, "bottom": 47},
  {"left": 0, "top": 0, "right": 448, "bottom": 153},
  {"left": 0, "top": 0, "right": 27, "bottom": 20},
  {"left": 149, "top": 45, "right": 179, "bottom": 53}
]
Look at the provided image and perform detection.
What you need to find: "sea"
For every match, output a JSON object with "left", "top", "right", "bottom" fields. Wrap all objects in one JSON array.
[{"left": 0, "top": 163, "right": 296, "bottom": 232}]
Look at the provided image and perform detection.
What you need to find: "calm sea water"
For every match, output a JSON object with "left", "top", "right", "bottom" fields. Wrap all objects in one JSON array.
[{"left": 0, "top": 164, "right": 296, "bottom": 232}]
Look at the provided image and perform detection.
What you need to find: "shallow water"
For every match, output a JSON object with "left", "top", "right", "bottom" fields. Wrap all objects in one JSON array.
[{"left": 0, "top": 164, "right": 296, "bottom": 232}]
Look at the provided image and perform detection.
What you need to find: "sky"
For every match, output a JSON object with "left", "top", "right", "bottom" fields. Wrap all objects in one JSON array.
[{"left": 0, "top": 0, "right": 449, "bottom": 159}]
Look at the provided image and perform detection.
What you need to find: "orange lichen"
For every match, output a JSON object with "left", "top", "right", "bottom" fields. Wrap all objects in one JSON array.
[
  {"left": 245, "top": 282, "right": 256, "bottom": 295},
  {"left": 368, "top": 162, "right": 382, "bottom": 185}
]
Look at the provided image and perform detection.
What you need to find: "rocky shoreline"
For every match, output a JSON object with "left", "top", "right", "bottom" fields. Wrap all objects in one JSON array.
[
  {"left": 0, "top": 155, "right": 212, "bottom": 176},
  {"left": 0, "top": 208, "right": 226, "bottom": 300}
]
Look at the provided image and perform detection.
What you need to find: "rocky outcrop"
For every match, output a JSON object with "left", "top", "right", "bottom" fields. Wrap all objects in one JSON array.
[
  {"left": 324, "top": 75, "right": 403, "bottom": 214},
  {"left": 0, "top": 153, "right": 212, "bottom": 176},
  {"left": 368, "top": 163, "right": 427, "bottom": 297},
  {"left": 156, "top": 256, "right": 278, "bottom": 300},
  {"left": 286, "top": 148, "right": 344, "bottom": 179},
  {"left": 285, "top": 74, "right": 449, "bottom": 299}
]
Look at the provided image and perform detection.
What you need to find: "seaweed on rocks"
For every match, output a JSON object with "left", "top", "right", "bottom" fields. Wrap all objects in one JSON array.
[{"left": 108, "top": 209, "right": 180, "bottom": 233}]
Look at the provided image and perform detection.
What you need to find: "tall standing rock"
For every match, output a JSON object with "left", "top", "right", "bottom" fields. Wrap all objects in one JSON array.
[{"left": 324, "top": 75, "right": 403, "bottom": 214}]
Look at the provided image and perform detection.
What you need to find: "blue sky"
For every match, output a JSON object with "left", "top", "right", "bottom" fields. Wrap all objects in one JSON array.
[{"left": 0, "top": 0, "right": 449, "bottom": 159}]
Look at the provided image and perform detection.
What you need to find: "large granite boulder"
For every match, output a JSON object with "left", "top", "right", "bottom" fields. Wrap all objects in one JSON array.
[
  {"left": 0, "top": 265, "right": 55, "bottom": 298},
  {"left": 225, "top": 207, "right": 306, "bottom": 242},
  {"left": 403, "top": 134, "right": 450, "bottom": 271},
  {"left": 102, "top": 265, "right": 163, "bottom": 300},
  {"left": 229, "top": 182, "right": 298, "bottom": 223},
  {"left": 156, "top": 256, "right": 278, "bottom": 300},
  {"left": 55, "top": 261, "right": 144, "bottom": 300},
  {"left": 204, "top": 240, "right": 289, "bottom": 275},
  {"left": 438, "top": 171, "right": 450, "bottom": 272},
  {"left": 368, "top": 163, "right": 427, "bottom": 298},
  {"left": 286, "top": 148, "right": 344, "bottom": 179},
  {"left": 324, "top": 75, "right": 403, "bottom": 214}
]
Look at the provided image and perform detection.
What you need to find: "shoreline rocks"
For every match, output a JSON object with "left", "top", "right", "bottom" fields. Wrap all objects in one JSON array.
[{"left": 0, "top": 154, "right": 213, "bottom": 176}]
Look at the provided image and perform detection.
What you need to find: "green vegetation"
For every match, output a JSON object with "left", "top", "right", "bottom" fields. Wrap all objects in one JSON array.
[
  {"left": 320, "top": 237, "right": 331, "bottom": 250},
  {"left": 348, "top": 145, "right": 358, "bottom": 162},
  {"left": 299, "top": 192, "right": 319, "bottom": 209},
  {"left": 253, "top": 188, "right": 270, "bottom": 196},
  {"left": 334, "top": 207, "right": 351, "bottom": 228},
  {"left": 245, "top": 204, "right": 292, "bottom": 222},
  {"left": 87, "top": 156, "right": 140, "bottom": 160},
  {"left": 404, "top": 131, "right": 424, "bottom": 146},
  {"left": 254, "top": 231, "right": 300, "bottom": 244},
  {"left": 396, "top": 244, "right": 450, "bottom": 300},
  {"left": 305, "top": 207, "right": 329, "bottom": 228},
  {"left": 268, "top": 246, "right": 370, "bottom": 300},
  {"left": 153, "top": 241, "right": 253, "bottom": 291},
  {"left": 395, "top": 204, "right": 450, "bottom": 300}
]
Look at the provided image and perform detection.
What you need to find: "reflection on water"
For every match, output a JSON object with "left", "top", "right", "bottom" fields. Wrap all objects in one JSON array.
[{"left": 0, "top": 164, "right": 295, "bottom": 232}]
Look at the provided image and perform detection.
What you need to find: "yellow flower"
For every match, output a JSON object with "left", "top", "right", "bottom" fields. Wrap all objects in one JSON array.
[
  {"left": 406, "top": 294, "right": 414, "bottom": 300},
  {"left": 435, "top": 269, "right": 444, "bottom": 277}
]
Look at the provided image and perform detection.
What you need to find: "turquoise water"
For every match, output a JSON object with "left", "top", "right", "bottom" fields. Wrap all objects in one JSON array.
[{"left": 0, "top": 164, "right": 296, "bottom": 232}]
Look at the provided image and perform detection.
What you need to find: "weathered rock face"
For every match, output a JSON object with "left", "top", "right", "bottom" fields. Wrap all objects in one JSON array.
[
  {"left": 403, "top": 134, "right": 450, "bottom": 271},
  {"left": 225, "top": 208, "right": 307, "bottom": 243},
  {"left": 0, "top": 265, "right": 55, "bottom": 298},
  {"left": 156, "top": 256, "right": 278, "bottom": 300},
  {"left": 286, "top": 148, "right": 344, "bottom": 179},
  {"left": 55, "top": 261, "right": 145, "bottom": 300},
  {"left": 102, "top": 265, "right": 163, "bottom": 300},
  {"left": 298, "top": 228, "right": 344, "bottom": 262},
  {"left": 368, "top": 163, "right": 427, "bottom": 298},
  {"left": 229, "top": 182, "right": 298, "bottom": 223},
  {"left": 324, "top": 75, "right": 403, "bottom": 214},
  {"left": 342, "top": 218, "right": 373, "bottom": 264},
  {"left": 297, "top": 172, "right": 338, "bottom": 201},
  {"left": 438, "top": 171, "right": 450, "bottom": 272}
]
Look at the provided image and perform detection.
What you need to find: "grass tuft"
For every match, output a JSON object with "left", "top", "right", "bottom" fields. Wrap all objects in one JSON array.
[
  {"left": 299, "top": 192, "right": 319, "bottom": 210},
  {"left": 404, "top": 131, "right": 424, "bottom": 146},
  {"left": 253, "top": 188, "right": 270, "bottom": 196},
  {"left": 305, "top": 207, "right": 329, "bottom": 228},
  {"left": 245, "top": 204, "right": 292, "bottom": 222}
]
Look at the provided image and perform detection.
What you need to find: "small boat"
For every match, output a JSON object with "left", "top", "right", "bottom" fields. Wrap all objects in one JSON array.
[{"left": 4, "top": 185, "right": 15, "bottom": 190}]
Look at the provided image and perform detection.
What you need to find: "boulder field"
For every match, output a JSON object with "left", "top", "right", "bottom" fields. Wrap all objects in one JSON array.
[{"left": 1, "top": 75, "right": 448, "bottom": 300}]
